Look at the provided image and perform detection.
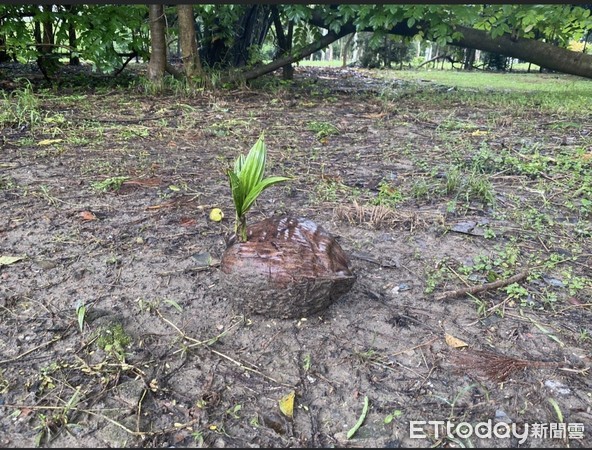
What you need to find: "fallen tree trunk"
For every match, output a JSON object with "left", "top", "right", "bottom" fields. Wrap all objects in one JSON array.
[
  {"left": 452, "top": 25, "right": 592, "bottom": 79},
  {"left": 223, "top": 25, "right": 355, "bottom": 83},
  {"left": 225, "top": 8, "right": 592, "bottom": 83},
  {"left": 307, "top": 10, "right": 592, "bottom": 79}
]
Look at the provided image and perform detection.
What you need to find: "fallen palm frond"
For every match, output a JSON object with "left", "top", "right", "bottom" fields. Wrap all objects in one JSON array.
[
  {"left": 334, "top": 200, "right": 444, "bottom": 230},
  {"left": 449, "top": 348, "right": 561, "bottom": 382}
]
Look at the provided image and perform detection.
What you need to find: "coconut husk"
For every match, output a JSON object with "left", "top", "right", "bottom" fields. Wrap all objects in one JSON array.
[{"left": 220, "top": 216, "right": 356, "bottom": 319}]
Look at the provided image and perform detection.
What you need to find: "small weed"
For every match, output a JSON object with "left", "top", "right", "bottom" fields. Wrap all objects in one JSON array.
[
  {"left": 372, "top": 180, "right": 404, "bottom": 207},
  {"left": 445, "top": 165, "right": 462, "bottom": 194},
  {"left": 34, "top": 387, "right": 83, "bottom": 446},
  {"left": 307, "top": 120, "right": 340, "bottom": 139},
  {"left": 0, "top": 370, "right": 9, "bottom": 394},
  {"left": 0, "top": 175, "right": 18, "bottom": 191},
  {"left": 96, "top": 322, "right": 132, "bottom": 362},
  {"left": 91, "top": 176, "right": 129, "bottom": 192},
  {"left": 192, "top": 430, "right": 205, "bottom": 446},
  {"left": 561, "top": 268, "right": 589, "bottom": 296},
  {"left": 577, "top": 329, "right": 590, "bottom": 343},
  {"left": 410, "top": 178, "right": 432, "bottom": 201},
  {"left": 76, "top": 302, "right": 87, "bottom": 333},
  {"left": 302, "top": 354, "right": 312, "bottom": 372},
  {"left": 424, "top": 263, "right": 449, "bottom": 294},
  {"left": 473, "top": 296, "right": 489, "bottom": 318},
  {"left": 226, "top": 404, "right": 242, "bottom": 419},
  {"left": 35, "top": 185, "right": 62, "bottom": 207},
  {"left": 384, "top": 409, "right": 403, "bottom": 424},
  {"left": 505, "top": 282, "right": 530, "bottom": 302},
  {"left": 120, "top": 125, "right": 150, "bottom": 140},
  {"left": 465, "top": 171, "right": 496, "bottom": 206},
  {"left": 0, "top": 79, "right": 41, "bottom": 129}
]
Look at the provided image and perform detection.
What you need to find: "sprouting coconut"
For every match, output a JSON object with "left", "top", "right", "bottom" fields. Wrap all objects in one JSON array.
[{"left": 219, "top": 133, "right": 356, "bottom": 319}]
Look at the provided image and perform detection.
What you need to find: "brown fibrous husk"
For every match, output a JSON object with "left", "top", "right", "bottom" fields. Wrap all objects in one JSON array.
[{"left": 220, "top": 216, "right": 356, "bottom": 319}]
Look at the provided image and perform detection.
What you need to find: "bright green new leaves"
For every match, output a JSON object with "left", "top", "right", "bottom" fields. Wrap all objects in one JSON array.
[{"left": 227, "top": 134, "right": 291, "bottom": 241}]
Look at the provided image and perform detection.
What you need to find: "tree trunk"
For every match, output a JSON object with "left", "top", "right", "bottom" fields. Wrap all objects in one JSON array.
[
  {"left": 34, "top": 5, "right": 59, "bottom": 80},
  {"left": 271, "top": 5, "right": 293, "bottom": 80},
  {"left": 452, "top": 25, "right": 592, "bottom": 79},
  {"left": 65, "top": 5, "right": 80, "bottom": 66},
  {"left": 464, "top": 47, "right": 475, "bottom": 70},
  {"left": 147, "top": 4, "right": 167, "bottom": 87},
  {"left": 341, "top": 33, "right": 355, "bottom": 67},
  {"left": 177, "top": 4, "right": 202, "bottom": 78}
]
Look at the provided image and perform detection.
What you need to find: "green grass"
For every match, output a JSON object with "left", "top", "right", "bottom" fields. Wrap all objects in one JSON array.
[
  {"left": 379, "top": 69, "right": 592, "bottom": 115},
  {"left": 298, "top": 59, "right": 344, "bottom": 68}
]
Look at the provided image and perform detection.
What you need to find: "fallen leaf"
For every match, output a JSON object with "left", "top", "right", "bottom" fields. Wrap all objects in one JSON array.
[
  {"left": 0, "top": 255, "right": 25, "bottom": 266},
  {"left": 279, "top": 390, "right": 295, "bottom": 419},
  {"left": 471, "top": 130, "right": 488, "bottom": 136},
  {"left": 80, "top": 211, "right": 97, "bottom": 221},
  {"left": 347, "top": 395, "right": 370, "bottom": 439},
  {"left": 445, "top": 333, "right": 469, "bottom": 348},
  {"left": 180, "top": 217, "right": 197, "bottom": 227},
  {"left": 38, "top": 138, "right": 63, "bottom": 146},
  {"left": 566, "top": 297, "right": 583, "bottom": 305}
]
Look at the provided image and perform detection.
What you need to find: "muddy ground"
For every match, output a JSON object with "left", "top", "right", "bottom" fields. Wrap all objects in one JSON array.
[{"left": 0, "top": 64, "right": 591, "bottom": 448}]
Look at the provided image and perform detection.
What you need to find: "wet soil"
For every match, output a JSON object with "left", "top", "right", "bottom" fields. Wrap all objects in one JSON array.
[{"left": 0, "top": 64, "right": 591, "bottom": 448}]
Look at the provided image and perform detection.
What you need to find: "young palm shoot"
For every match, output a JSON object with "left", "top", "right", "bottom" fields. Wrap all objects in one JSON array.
[{"left": 227, "top": 133, "right": 290, "bottom": 242}]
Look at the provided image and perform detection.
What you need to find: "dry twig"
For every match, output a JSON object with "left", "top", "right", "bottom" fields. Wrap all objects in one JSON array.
[{"left": 434, "top": 270, "right": 529, "bottom": 301}]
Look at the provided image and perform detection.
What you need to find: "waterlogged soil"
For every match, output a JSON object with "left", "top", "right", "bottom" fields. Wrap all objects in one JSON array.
[{"left": 1, "top": 64, "right": 591, "bottom": 448}]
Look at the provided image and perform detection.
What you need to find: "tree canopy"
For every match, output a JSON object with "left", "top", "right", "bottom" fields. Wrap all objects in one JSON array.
[{"left": 0, "top": 3, "right": 591, "bottom": 84}]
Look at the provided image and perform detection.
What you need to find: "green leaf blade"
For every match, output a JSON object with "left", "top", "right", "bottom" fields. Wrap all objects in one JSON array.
[
  {"left": 228, "top": 170, "right": 246, "bottom": 216},
  {"left": 242, "top": 176, "right": 291, "bottom": 215},
  {"left": 347, "top": 395, "right": 370, "bottom": 439},
  {"left": 240, "top": 134, "right": 267, "bottom": 194}
]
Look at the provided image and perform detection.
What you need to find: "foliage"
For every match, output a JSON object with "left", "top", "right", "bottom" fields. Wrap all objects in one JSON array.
[
  {"left": 0, "top": 5, "right": 149, "bottom": 73},
  {"left": 227, "top": 134, "right": 291, "bottom": 242},
  {"left": 1, "top": 4, "right": 591, "bottom": 78}
]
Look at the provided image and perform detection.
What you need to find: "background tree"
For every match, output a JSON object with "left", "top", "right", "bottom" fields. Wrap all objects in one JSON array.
[
  {"left": 1, "top": 3, "right": 591, "bottom": 84},
  {"left": 147, "top": 4, "right": 166, "bottom": 89},
  {"left": 177, "top": 4, "right": 202, "bottom": 78}
]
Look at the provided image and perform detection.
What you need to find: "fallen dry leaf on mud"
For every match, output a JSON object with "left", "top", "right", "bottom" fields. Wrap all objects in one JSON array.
[
  {"left": 279, "top": 390, "right": 295, "bottom": 419},
  {"left": 445, "top": 333, "right": 469, "bottom": 348},
  {"left": 79, "top": 211, "right": 97, "bottom": 221},
  {"left": 0, "top": 255, "right": 25, "bottom": 266},
  {"left": 38, "top": 138, "right": 63, "bottom": 146}
]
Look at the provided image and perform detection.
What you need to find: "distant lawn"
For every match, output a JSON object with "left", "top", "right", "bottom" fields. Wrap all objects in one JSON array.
[
  {"left": 377, "top": 68, "right": 592, "bottom": 116},
  {"left": 387, "top": 69, "right": 590, "bottom": 93},
  {"left": 298, "top": 59, "right": 344, "bottom": 68}
]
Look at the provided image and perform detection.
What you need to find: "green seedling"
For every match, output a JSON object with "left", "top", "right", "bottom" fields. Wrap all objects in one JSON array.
[
  {"left": 76, "top": 303, "right": 86, "bottom": 332},
  {"left": 227, "top": 133, "right": 291, "bottom": 242}
]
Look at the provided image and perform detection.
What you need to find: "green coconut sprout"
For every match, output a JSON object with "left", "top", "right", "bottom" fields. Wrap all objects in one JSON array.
[{"left": 228, "top": 133, "right": 291, "bottom": 242}]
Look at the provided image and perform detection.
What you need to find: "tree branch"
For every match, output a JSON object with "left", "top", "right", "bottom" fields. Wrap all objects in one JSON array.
[
  {"left": 223, "top": 25, "right": 355, "bottom": 84},
  {"left": 434, "top": 270, "right": 530, "bottom": 302}
]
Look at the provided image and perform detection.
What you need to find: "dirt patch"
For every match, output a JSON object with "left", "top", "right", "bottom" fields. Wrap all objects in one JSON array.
[{"left": 1, "top": 65, "right": 590, "bottom": 447}]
